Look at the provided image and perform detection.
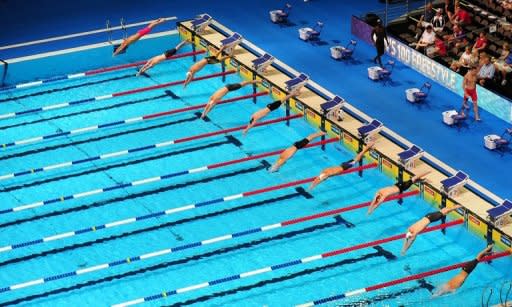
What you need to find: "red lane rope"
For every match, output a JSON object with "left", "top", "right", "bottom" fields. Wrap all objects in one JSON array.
[
  {"left": 173, "top": 114, "right": 303, "bottom": 144},
  {"left": 366, "top": 250, "right": 511, "bottom": 292},
  {"left": 244, "top": 162, "right": 379, "bottom": 197},
  {"left": 208, "top": 138, "right": 339, "bottom": 169},
  {"left": 113, "top": 70, "right": 236, "bottom": 97},
  {"left": 84, "top": 50, "right": 205, "bottom": 75},
  {"left": 143, "top": 91, "right": 269, "bottom": 120},
  {"left": 283, "top": 189, "right": 419, "bottom": 226}
]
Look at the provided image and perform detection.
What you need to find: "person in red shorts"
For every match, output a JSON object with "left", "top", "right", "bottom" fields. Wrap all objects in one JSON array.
[{"left": 462, "top": 66, "right": 480, "bottom": 121}]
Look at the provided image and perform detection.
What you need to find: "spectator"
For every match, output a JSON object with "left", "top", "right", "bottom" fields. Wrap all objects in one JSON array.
[
  {"left": 432, "top": 9, "right": 446, "bottom": 33},
  {"left": 472, "top": 32, "right": 488, "bottom": 53},
  {"left": 413, "top": 25, "right": 436, "bottom": 51},
  {"left": 494, "top": 43, "right": 512, "bottom": 86},
  {"left": 427, "top": 37, "right": 448, "bottom": 58},
  {"left": 477, "top": 53, "right": 496, "bottom": 87},
  {"left": 451, "top": 3, "right": 471, "bottom": 26},
  {"left": 470, "top": 48, "right": 480, "bottom": 67},
  {"left": 450, "top": 46, "right": 472, "bottom": 74},
  {"left": 444, "top": 24, "right": 466, "bottom": 51},
  {"left": 445, "top": 0, "right": 456, "bottom": 20},
  {"left": 418, "top": 2, "right": 436, "bottom": 28}
]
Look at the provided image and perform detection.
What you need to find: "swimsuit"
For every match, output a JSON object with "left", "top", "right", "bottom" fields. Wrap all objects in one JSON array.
[
  {"left": 206, "top": 56, "right": 221, "bottom": 64},
  {"left": 425, "top": 211, "right": 444, "bottom": 223},
  {"left": 464, "top": 88, "right": 478, "bottom": 102},
  {"left": 462, "top": 259, "right": 478, "bottom": 274},
  {"left": 340, "top": 159, "right": 355, "bottom": 170},
  {"left": 293, "top": 138, "right": 310, "bottom": 149},
  {"left": 164, "top": 48, "right": 178, "bottom": 58},
  {"left": 226, "top": 83, "right": 242, "bottom": 91},
  {"left": 266, "top": 100, "right": 282, "bottom": 111},
  {"left": 395, "top": 179, "right": 413, "bottom": 193},
  {"left": 137, "top": 27, "right": 152, "bottom": 37}
]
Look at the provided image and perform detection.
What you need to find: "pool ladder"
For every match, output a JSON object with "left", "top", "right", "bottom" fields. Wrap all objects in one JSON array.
[
  {"left": 0, "top": 59, "right": 7, "bottom": 87},
  {"left": 481, "top": 280, "right": 512, "bottom": 307},
  {"left": 105, "top": 18, "right": 128, "bottom": 44}
]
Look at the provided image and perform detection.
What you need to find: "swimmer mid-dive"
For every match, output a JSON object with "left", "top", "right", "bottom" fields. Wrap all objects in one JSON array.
[
  {"left": 137, "top": 40, "right": 190, "bottom": 76},
  {"left": 367, "top": 170, "right": 431, "bottom": 215},
  {"left": 401, "top": 204, "right": 462, "bottom": 255},
  {"left": 183, "top": 45, "right": 232, "bottom": 88},
  {"left": 433, "top": 244, "right": 493, "bottom": 297},
  {"left": 243, "top": 91, "right": 299, "bottom": 135},
  {"left": 201, "top": 80, "right": 262, "bottom": 119},
  {"left": 269, "top": 131, "right": 326, "bottom": 172},
  {"left": 113, "top": 18, "right": 166, "bottom": 56},
  {"left": 308, "top": 140, "right": 375, "bottom": 191}
]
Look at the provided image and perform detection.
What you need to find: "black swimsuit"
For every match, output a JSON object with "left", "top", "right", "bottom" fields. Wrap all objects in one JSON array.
[
  {"left": 425, "top": 211, "right": 444, "bottom": 223},
  {"left": 340, "top": 160, "right": 355, "bottom": 170},
  {"left": 266, "top": 100, "right": 282, "bottom": 111},
  {"left": 293, "top": 138, "right": 310, "bottom": 149},
  {"left": 226, "top": 83, "right": 242, "bottom": 91},
  {"left": 164, "top": 48, "right": 178, "bottom": 58},
  {"left": 395, "top": 179, "right": 413, "bottom": 193},
  {"left": 206, "top": 56, "right": 220, "bottom": 64},
  {"left": 462, "top": 259, "right": 478, "bottom": 274}
]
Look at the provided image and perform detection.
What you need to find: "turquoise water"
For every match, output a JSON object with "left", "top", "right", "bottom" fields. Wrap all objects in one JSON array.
[{"left": 0, "top": 35, "right": 510, "bottom": 306}]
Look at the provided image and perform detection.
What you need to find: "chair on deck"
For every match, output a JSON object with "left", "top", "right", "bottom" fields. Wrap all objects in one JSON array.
[{"left": 270, "top": 3, "right": 292, "bottom": 24}]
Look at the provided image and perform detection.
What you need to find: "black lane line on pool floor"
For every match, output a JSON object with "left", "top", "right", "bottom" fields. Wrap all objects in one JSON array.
[
  {"left": 0, "top": 192, "right": 316, "bottom": 305},
  {"left": 0, "top": 136, "right": 239, "bottom": 193},
  {"left": 0, "top": 160, "right": 266, "bottom": 229},
  {"left": 0, "top": 92, "right": 171, "bottom": 131},
  {"left": 165, "top": 248, "right": 391, "bottom": 307},
  {"left": 0, "top": 74, "right": 134, "bottom": 104},
  {"left": 0, "top": 113, "right": 199, "bottom": 161},
  {"left": 341, "top": 282, "right": 435, "bottom": 306},
  {"left": 0, "top": 191, "right": 305, "bottom": 269}
]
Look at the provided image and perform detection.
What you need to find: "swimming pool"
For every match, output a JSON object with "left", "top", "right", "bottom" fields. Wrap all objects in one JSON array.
[{"left": 0, "top": 33, "right": 510, "bottom": 307}]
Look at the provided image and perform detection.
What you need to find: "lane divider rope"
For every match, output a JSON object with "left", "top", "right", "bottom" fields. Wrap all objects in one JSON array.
[
  {"left": 111, "top": 218, "right": 462, "bottom": 307},
  {"left": 1, "top": 92, "right": 268, "bottom": 150},
  {"left": 297, "top": 250, "right": 511, "bottom": 306},
  {"left": 0, "top": 183, "right": 412, "bottom": 294},
  {"left": 0, "top": 50, "right": 205, "bottom": 92},
  {"left": 0, "top": 70, "right": 235, "bottom": 121},
  {"left": 0, "top": 114, "right": 302, "bottom": 216},
  {"left": 0, "top": 138, "right": 340, "bottom": 252}
]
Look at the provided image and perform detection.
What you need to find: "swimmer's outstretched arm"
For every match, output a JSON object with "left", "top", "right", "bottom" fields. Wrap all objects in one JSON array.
[
  {"left": 353, "top": 140, "right": 376, "bottom": 163},
  {"left": 411, "top": 170, "right": 431, "bottom": 183},
  {"left": 367, "top": 189, "right": 388, "bottom": 215}
]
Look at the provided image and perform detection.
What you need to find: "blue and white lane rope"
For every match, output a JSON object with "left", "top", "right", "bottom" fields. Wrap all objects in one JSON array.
[
  {"left": 0, "top": 92, "right": 267, "bottom": 150},
  {"left": 0, "top": 70, "right": 234, "bottom": 121},
  {"left": 0, "top": 139, "right": 341, "bottom": 253},
  {"left": 0, "top": 114, "right": 299, "bottom": 190},
  {"left": 0, "top": 51, "right": 204, "bottom": 93},
  {"left": 1, "top": 180, "right": 406, "bottom": 295},
  {"left": 111, "top": 220, "right": 461, "bottom": 307}
]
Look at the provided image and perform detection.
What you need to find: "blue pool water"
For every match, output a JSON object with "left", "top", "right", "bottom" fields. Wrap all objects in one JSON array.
[{"left": 0, "top": 35, "right": 510, "bottom": 306}]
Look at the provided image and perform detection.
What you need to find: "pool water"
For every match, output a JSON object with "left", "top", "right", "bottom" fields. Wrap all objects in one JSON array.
[{"left": 0, "top": 35, "right": 510, "bottom": 307}]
